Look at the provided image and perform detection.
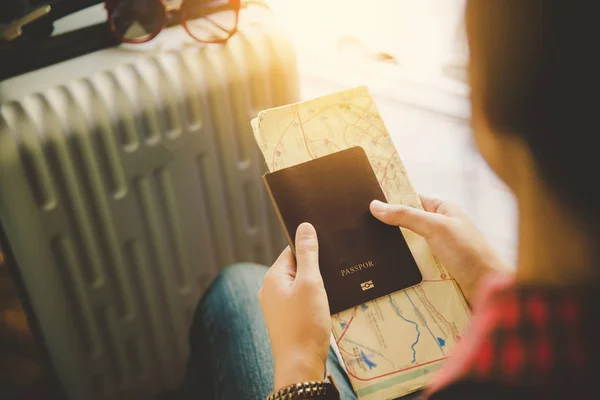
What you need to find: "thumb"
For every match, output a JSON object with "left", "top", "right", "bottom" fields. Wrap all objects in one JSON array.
[
  {"left": 294, "top": 222, "right": 321, "bottom": 282},
  {"left": 370, "top": 200, "right": 441, "bottom": 238}
]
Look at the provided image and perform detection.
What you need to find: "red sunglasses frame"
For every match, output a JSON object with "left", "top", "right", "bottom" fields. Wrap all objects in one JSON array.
[{"left": 105, "top": 0, "right": 241, "bottom": 44}]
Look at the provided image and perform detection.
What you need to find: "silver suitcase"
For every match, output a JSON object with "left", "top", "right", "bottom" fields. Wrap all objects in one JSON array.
[{"left": 0, "top": 18, "right": 297, "bottom": 399}]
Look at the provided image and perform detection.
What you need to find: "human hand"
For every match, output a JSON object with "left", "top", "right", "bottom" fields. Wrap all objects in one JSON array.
[
  {"left": 259, "top": 223, "right": 331, "bottom": 391},
  {"left": 370, "top": 195, "right": 512, "bottom": 304}
]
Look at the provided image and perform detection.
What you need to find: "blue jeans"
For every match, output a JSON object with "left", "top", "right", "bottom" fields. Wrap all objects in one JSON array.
[{"left": 181, "top": 263, "right": 357, "bottom": 399}]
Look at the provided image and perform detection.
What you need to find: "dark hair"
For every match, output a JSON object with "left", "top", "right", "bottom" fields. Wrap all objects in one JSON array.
[{"left": 466, "top": 0, "right": 599, "bottom": 233}]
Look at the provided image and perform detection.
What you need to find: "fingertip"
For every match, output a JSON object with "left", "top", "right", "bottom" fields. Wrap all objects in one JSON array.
[
  {"left": 295, "top": 222, "right": 318, "bottom": 253},
  {"left": 275, "top": 245, "right": 293, "bottom": 262},
  {"left": 370, "top": 200, "right": 387, "bottom": 216},
  {"left": 296, "top": 222, "right": 316, "bottom": 237},
  {"left": 294, "top": 222, "right": 320, "bottom": 280},
  {"left": 418, "top": 194, "right": 443, "bottom": 213},
  {"left": 270, "top": 246, "right": 297, "bottom": 284}
]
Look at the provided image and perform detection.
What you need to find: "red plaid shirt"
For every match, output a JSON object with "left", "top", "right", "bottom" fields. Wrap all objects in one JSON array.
[{"left": 425, "top": 272, "right": 600, "bottom": 399}]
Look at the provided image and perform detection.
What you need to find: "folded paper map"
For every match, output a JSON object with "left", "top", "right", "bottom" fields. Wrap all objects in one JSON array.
[{"left": 251, "top": 87, "right": 471, "bottom": 400}]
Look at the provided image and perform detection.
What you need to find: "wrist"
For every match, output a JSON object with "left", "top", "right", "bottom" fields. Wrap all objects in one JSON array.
[
  {"left": 273, "top": 351, "right": 326, "bottom": 391},
  {"left": 464, "top": 252, "right": 512, "bottom": 304}
]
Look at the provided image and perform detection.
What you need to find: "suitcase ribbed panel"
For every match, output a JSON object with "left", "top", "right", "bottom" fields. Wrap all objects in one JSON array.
[{"left": 0, "top": 25, "right": 297, "bottom": 399}]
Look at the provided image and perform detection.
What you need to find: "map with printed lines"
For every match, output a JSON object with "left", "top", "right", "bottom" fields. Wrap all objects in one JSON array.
[{"left": 252, "top": 87, "right": 470, "bottom": 400}]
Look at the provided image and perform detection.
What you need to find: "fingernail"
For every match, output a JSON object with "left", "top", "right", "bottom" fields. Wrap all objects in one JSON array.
[
  {"left": 297, "top": 222, "right": 316, "bottom": 237},
  {"left": 370, "top": 200, "right": 387, "bottom": 215}
]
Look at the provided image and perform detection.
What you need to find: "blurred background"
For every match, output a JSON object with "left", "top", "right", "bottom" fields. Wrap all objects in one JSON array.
[
  {"left": 269, "top": 0, "right": 517, "bottom": 264},
  {"left": 49, "top": 0, "right": 517, "bottom": 262},
  {"left": 1, "top": 1, "right": 517, "bottom": 399}
]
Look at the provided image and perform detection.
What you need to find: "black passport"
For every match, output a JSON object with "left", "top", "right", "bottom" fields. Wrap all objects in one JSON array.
[{"left": 263, "top": 146, "right": 423, "bottom": 314}]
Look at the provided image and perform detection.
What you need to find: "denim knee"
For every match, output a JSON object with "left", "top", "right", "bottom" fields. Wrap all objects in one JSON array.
[
  {"left": 195, "top": 263, "right": 267, "bottom": 316},
  {"left": 217, "top": 263, "right": 269, "bottom": 287},
  {"left": 183, "top": 263, "right": 272, "bottom": 399}
]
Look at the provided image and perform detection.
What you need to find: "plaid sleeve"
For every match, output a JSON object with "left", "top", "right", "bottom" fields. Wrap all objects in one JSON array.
[{"left": 425, "top": 271, "right": 600, "bottom": 399}]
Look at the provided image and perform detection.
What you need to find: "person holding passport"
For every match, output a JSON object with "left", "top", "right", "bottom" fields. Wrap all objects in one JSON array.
[{"left": 182, "top": 0, "right": 599, "bottom": 399}]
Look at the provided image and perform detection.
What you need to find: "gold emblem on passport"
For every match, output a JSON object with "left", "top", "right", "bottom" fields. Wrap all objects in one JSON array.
[{"left": 361, "top": 280, "right": 375, "bottom": 291}]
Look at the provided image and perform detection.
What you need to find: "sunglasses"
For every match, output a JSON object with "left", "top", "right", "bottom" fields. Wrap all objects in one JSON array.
[{"left": 105, "top": 0, "right": 242, "bottom": 44}]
